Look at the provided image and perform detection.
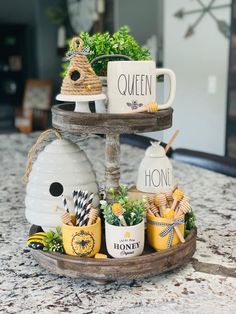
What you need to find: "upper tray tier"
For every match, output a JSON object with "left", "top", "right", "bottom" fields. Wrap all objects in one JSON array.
[{"left": 52, "top": 103, "right": 173, "bottom": 134}]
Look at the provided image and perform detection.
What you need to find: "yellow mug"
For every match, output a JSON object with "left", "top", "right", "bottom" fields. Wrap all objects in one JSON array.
[
  {"left": 146, "top": 213, "right": 185, "bottom": 251},
  {"left": 62, "top": 215, "right": 101, "bottom": 257}
]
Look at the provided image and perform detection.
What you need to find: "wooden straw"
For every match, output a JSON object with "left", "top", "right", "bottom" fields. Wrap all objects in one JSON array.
[
  {"left": 87, "top": 208, "right": 99, "bottom": 226},
  {"left": 170, "top": 189, "right": 184, "bottom": 212},
  {"left": 157, "top": 193, "right": 167, "bottom": 217},
  {"left": 149, "top": 204, "right": 160, "bottom": 217},
  {"left": 176, "top": 199, "right": 191, "bottom": 216},
  {"left": 147, "top": 208, "right": 155, "bottom": 217},
  {"left": 174, "top": 223, "right": 185, "bottom": 243},
  {"left": 165, "top": 129, "right": 180, "bottom": 154},
  {"left": 165, "top": 191, "right": 173, "bottom": 207},
  {"left": 61, "top": 212, "right": 73, "bottom": 226}
]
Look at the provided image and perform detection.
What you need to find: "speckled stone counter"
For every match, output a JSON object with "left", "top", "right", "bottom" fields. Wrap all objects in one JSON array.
[{"left": 0, "top": 132, "right": 235, "bottom": 314}]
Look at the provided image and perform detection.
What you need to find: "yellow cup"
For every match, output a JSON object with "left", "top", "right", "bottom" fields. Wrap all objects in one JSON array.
[
  {"left": 62, "top": 215, "right": 101, "bottom": 257},
  {"left": 146, "top": 213, "right": 185, "bottom": 251}
]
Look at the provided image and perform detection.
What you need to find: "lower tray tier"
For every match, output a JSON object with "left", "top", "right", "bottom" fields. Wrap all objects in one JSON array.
[
  {"left": 32, "top": 228, "right": 197, "bottom": 282},
  {"left": 52, "top": 103, "right": 173, "bottom": 134}
]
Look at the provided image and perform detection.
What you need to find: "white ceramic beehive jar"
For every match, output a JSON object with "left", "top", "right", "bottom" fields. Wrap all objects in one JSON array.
[
  {"left": 136, "top": 142, "right": 174, "bottom": 193},
  {"left": 25, "top": 139, "right": 99, "bottom": 231}
]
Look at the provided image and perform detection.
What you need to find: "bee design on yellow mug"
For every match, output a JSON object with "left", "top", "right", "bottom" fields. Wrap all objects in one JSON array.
[{"left": 71, "top": 230, "right": 95, "bottom": 257}]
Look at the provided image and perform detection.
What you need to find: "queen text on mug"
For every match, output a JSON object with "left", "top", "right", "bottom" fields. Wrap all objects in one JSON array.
[
  {"left": 118, "top": 74, "right": 152, "bottom": 96},
  {"left": 107, "top": 61, "right": 176, "bottom": 113}
]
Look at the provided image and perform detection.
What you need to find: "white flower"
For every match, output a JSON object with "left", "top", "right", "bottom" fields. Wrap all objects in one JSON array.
[
  {"left": 100, "top": 200, "right": 107, "bottom": 206},
  {"left": 131, "top": 212, "right": 135, "bottom": 218}
]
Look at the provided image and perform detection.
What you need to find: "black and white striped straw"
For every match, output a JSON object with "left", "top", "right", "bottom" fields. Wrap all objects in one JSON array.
[
  {"left": 73, "top": 190, "right": 78, "bottom": 212},
  {"left": 77, "top": 190, "right": 83, "bottom": 209},
  {"left": 81, "top": 193, "right": 94, "bottom": 226},
  {"left": 75, "top": 190, "right": 82, "bottom": 218},
  {"left": 78, "top": 192, "right": 88, "bottom": 226},
  {"left": 77, "top": 191, "right": 88, "bottom": 226},
  {"left": 61, "top": 195, "right": 69, "bottom": 213},
  {"left": 76, "top": 190, "right": 87, "bottom": 225}
]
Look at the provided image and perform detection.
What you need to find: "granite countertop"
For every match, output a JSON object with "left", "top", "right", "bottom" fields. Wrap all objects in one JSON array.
[{"left": 0, "top": 132, "right": 235, "bottom": 314}]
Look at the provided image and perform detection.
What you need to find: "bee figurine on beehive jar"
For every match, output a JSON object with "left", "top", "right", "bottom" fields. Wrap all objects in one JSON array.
[
  {"left": 23, "top": 130, "right": 99, "bottom": 231},
  {"left": 136, "top": 141, "right": 174, "bottom": 193}
]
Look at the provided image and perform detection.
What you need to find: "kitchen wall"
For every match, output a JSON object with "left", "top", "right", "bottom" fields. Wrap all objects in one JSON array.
[
  {"left": 113, "top": 0, "right": 163, "bottom": 62},
  {"left": 162, "top": 0, "right": 231, "bottom": 155}
]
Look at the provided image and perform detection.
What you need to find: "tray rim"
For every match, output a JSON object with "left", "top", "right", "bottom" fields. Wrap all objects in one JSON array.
[
  {"left": 52, "top": 103, "right": 173, "bottom": 119},
  {"left": 51, "top": 103, "right": 173, "bottom": 134},
  {"left": 31, "top": 228, "right": 197, "bottom": 281},
  {"left": 33, "top": 228, "right": 196, "bottom": 265}
]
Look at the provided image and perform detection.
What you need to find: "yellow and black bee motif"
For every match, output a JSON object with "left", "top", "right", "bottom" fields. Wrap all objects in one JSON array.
[
  {"left": 27, "top": 232, "right": 46, "bottom": 250},
  {"left": 71, "top": 230, "right": 95, "bottom": 257}
]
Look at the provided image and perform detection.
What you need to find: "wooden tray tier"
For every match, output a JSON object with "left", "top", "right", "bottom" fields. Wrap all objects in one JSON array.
[
  {"left": 51, "top": 102, "right": 173, "bottom": 190},
  {"left": 32, "top": 229, "right": 197, "bottom": 283},
  {"left": 52, "top": 103, "right": 173, "bottom": 134}
]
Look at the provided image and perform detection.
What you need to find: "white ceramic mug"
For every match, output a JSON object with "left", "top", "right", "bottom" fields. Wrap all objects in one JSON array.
[{"left": 107, "top": 60, "right": 176, "bottom": 113}]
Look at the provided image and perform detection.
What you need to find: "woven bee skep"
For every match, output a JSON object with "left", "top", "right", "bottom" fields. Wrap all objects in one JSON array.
[{"left": 61, "top": 37, "right": 102, "bottom": 96}]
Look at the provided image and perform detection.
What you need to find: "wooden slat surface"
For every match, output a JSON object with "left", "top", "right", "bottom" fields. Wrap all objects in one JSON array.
[{"left": 52, "top": 103, "right": 173, "bottom": 134}]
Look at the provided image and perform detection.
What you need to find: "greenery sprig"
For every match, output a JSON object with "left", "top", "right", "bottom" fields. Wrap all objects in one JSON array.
[
  {"left": 184, "top": 208, "right": 197, "bottom": 237},
  {"left": 100, "top": 185, "right": 145, "bottom": 226},
  {"left": 43, "top": 227, "right": 64, "bottom": 253},
  {"left": 62, "top": 26, "right": 151, "bottom": 77},
  {"left": 185, "top": 209, "right": 196, "bottom": 231}
]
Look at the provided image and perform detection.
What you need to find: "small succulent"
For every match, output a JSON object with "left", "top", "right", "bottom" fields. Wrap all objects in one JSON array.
[
  {"left": 43, "top": 227, "right": 64, "bottom": 253},
  {"left": 100, "top": 185, "right": 145, "bottom": 226}
]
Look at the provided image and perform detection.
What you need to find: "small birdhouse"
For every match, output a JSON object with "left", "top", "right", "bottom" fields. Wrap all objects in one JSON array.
[
  {"left": 25, "top": 138, "right": 99, "bottom": 231},
  {"left": 61, "top": 37, "right": 102, "bottom": 96},
  {"left": 136, "top": 142, "right": 174, "bottom": 193}
]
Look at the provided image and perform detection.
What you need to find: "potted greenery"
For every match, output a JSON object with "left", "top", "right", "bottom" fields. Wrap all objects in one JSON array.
[
  {"left": 62, "top": 26, "right": 151, "bottom": 80},
  {"left": 100, "top": 185, "right": 145, "bottom": 258}
]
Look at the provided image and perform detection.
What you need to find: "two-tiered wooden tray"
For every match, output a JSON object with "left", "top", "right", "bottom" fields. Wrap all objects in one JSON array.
[{"left": 31, "top": 103, "right": 197, "bottom": 282}]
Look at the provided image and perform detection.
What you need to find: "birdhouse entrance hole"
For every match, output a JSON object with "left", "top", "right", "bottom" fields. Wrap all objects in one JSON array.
[
  {"left": 71, "top": 70, "right": 81, "bottom": 81},
  {"left": 49, "top": 182, "right": 64, "bottom": 197}
]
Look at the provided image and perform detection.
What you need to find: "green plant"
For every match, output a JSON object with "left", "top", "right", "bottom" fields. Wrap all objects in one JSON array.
[
  {"left": 62, "top": 26, "right": 151, "bottom": 77},
  {"left": 100, "top": 185, "right": 145, "bottom": 226},
  {"left": 43, "top": 227, "right": 64, "bottom": 253},
  {"left": 184, "top": 208, "right": 197, "bottom": 237}
]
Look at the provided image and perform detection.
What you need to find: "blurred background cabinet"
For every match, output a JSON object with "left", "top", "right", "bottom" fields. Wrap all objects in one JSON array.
[{"left": 0, "top": 24, "right": 29, "bottom": 131}]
